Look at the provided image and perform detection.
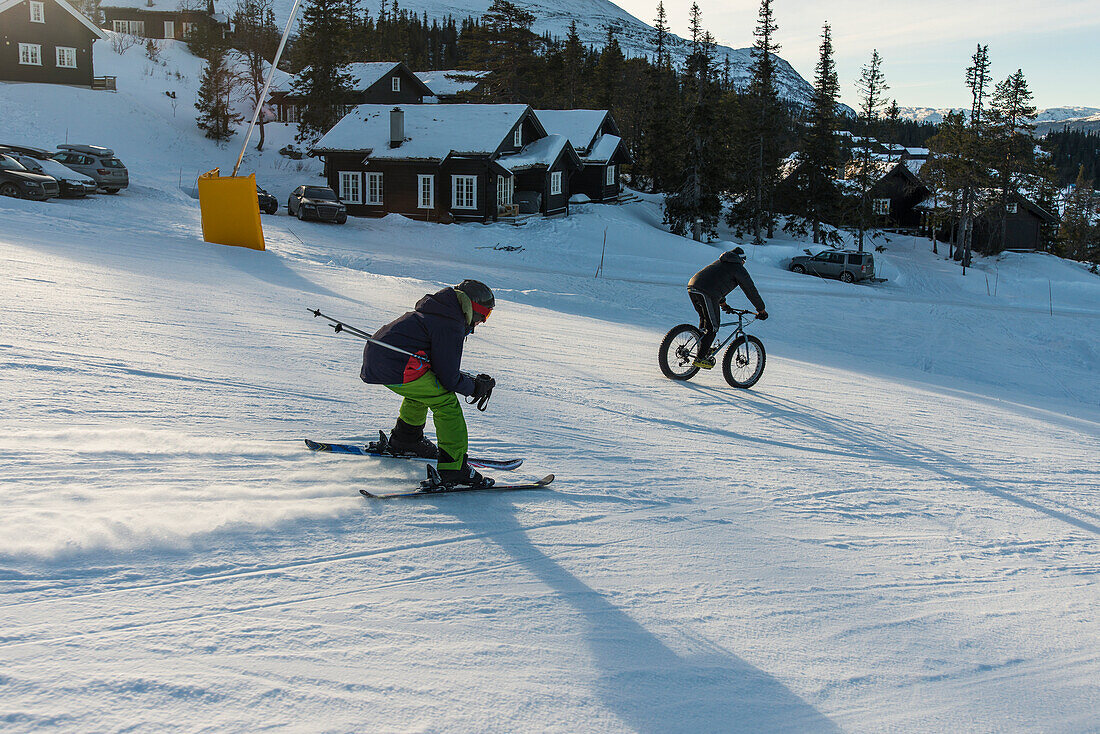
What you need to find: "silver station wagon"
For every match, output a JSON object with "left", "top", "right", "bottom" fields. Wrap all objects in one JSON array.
[
  {"left": 789, "top": 249, "right": 876, "bottom": 283},
  {"left": 53, "top": 144, "right": 129, "bottom": 193}
]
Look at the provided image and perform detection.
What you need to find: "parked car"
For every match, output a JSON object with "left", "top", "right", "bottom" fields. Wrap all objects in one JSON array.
[
  {"left": 5, "top": 151, "right": 96, "bottom": 197},
  {"left": 0, "top": 154, "right": 59, "bottom": 200},
  {"left": 788, "top": 249, "right": 876, "bottom": 283},
  {"left": 257, "top": 185, "right": 279, "bottom": 214},
  {"left": 53, "top": 144, "right": 128, "bottom": 193},
  {"left": 288, "top": 185, "right": 347, "bottom": 223}
]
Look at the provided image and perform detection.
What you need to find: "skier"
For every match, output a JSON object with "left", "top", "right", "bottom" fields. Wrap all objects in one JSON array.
[
  {"left": 360, "top": 280, "right": 497, "bottom": 488},
  {"left": 687, "top": 247, "right": 768, "bottom": 369}
]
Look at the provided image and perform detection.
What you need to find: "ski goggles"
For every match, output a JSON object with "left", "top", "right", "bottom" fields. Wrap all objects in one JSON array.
[{"left": 471, "top": 302, "right": 493, "bottom": 322}]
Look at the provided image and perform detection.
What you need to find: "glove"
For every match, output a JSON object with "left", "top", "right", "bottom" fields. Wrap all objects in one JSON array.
[
  {"left": 720, "top": 301, "right": 735, "bottom": 315},
  {"left": 756, "top": 309, "right": 769, "bottom": 321},
  {"left": 471, "top": 373, "right": 496, "bottom": 400}
]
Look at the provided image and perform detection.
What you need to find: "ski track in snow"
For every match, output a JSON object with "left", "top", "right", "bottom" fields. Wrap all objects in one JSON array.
[{"left": 2, "top": 52, "right": 1100, "bottom": 732}]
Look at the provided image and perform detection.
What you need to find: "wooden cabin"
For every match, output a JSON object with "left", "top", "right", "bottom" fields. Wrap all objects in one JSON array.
[
  {"left": 415, "top": 69, "right": 489, "bottom": 102},
  {"left": 99, "top": 0, "right": 226, "bottom": 40},
  {"left": 973, "top": 193, "right": 1058, "bottom": 253},
  {"left": 0, "top": 0, "right": 105, "bottom": 86},
  {"left": 271, "top": 62, "right": 433, "bottom": 124},
  {"left": 311, "top": 104, "right": 581, "bottom": 223},
  {"left": 535, "top": 109, "right": 632, "bottom": 201}
]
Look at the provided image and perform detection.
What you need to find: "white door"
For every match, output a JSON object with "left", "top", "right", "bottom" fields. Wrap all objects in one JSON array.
[{"left": 163, "top": 20, "right": 174, "bottom": 38}]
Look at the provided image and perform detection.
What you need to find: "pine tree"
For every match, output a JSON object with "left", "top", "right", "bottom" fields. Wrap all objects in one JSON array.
[
  {"left": 562, "top": 21, "right": 586, "bottom": 108},
  {"left": 595, "top": 28, "right": 626, "bottom": 110},
  {"left": 743, "top": 0, "right": 783, "bottom": 242},
  {"left": 798, "top": 22, "right": 843, "bottom": 245},
  {"left": 463, "top": 0, "right": 541, "bottom": 102},
  {"left": 293, "top": 0, "right": 354, "bottom": 144},
  {"left": 195, "top": 45, "right": 242, "bottom": 142},
  {"left": 1058, "top": 166, "right": 1100, "bottom": 263},
  {"left": 987, "top": 69, "right": 1039, "bottom": 253},
  {"left": 652, "top": 1, "right": 669, "bottom": 68},
  {"left": 851, "top": 49, "right": 888, "bottom": 252},
  {"left": 958, "top": 43, "right": 992, "bottom": 268}
]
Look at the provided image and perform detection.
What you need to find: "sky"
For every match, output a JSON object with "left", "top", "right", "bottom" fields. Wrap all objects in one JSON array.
[{"left": 615, "top": 0, "right": 1100, "bottom": 111}]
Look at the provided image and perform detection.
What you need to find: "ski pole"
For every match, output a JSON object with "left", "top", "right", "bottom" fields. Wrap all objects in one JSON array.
[{"left": 309, "top": 308, "right": 429, "bottom": 366}]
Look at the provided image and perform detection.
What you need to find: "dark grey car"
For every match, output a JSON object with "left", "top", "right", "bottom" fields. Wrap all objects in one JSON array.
[
  {"left": 288, "top": 185, "right": 347, "bottom": 223},
  {"left": 789, "top": 249, "right": 875, "bottom": 283},
  {"left": 0, "top": 154, "right": 59, "bottom": 200},
  {"left": 53, "top": 144, "right": 129, "bottom": 193}
]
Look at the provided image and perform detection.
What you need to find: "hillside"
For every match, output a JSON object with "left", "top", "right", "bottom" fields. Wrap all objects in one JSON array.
[
  {"left": 898, "top": 105, "right": 1100, "bottom": 134},
  {"left": 1, "top": 40, "right": 1099, "bottom": 733}
]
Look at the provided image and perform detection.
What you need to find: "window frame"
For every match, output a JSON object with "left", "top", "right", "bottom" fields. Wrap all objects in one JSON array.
[
  {"left": 496, "top": 174, "right": 514, "bottom": 209},
  {"left": 29, "top": 0, "right": 44, "bottom": 22},
  {"left": 513, "top": 128, "right": 522, "bottom": 148},
  {"left": 605, "top": 164, "right": 616, "bottom": 186},
  {"left": 417, "top": 174, "right": 435, "bottom": 209},
  {"left": 391, "top": 76, "right": 400, "bottom": 92},
  {"left": 550, "top": 170, "right": 562, "bottom": 196},
  {"left": 112, "top": 19, "right": 146, "bottom": 35},
  {"left": 55, "top": 46, "right": 77, "bottom": 69},
  {"left": 365, "top": 171, "right": 383, "bottom": 205},
  {"left": 872, "top": 198, "right": 890, "bottom": 216},
  {"left": 163, "top": 20, "right": 175, "bottom": 38},
  {"left": 338, "top": 171, "right": 362, "bottom": 204},
  {"left": 1006, "top": 202, "right": 1018, "bottom": 214},
  {"left": 18, "top": 43, "right": 42, "bottom": 66},
  {"left": 451, "top": 175, "right": 477, "bottom": 210}
]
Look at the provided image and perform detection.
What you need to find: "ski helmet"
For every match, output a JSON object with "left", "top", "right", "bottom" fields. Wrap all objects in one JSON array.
[
  {"left": 731, "top": 246, "right": 746, "bottom": 262},
  {"left": 455, "top": 279, "right": 495, "bottom": 323}
]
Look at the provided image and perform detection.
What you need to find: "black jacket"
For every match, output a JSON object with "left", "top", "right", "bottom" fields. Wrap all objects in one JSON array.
[
  {"left": 688, "top": 251, "right": 766, "bottom": 311},
  {"left": 360, "top": 288, "right": 477, "bottom": 396}
]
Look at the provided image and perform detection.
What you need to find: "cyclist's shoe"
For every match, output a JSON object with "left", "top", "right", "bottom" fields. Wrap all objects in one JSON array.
[{"left": 693, "top": 353, "right": 716, "bottom": 370}]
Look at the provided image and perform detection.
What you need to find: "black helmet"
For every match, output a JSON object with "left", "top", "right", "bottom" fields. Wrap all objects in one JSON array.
[{"left": 455, "top": 279, "right": 495, "bottom": 323}]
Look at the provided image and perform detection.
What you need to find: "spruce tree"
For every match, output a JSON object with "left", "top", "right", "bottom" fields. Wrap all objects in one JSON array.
[
  {"left": 852, "top": 49, "right": 888, "bottom": 252},
  {"left": 1058, "top": 166, "right": 1100, "bottom": 263},
  {"left": 233, "top": 0, "right": 279, "bottom": 151},
  {"left": 988, "top": 69, "right": 1039, "bottom": 252},
  {"left": 798, "top": 22, "right": 843, "bottom": 245},
  {"left": 293, "top": 0, "right": 354, "bottom": 144},
  {"left": 195, "top": 45, "right": 243, "bottom": 142},
  {"left": 464, "top": 0, "right": 540, "bottom": 102},
  {"left": 958, "top": 44, "right": 992, "bottom": 267}
]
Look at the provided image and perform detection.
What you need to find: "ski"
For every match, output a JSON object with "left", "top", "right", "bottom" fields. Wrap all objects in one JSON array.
[
  {"left": 360, "top": 473, "right": 555, "bottom": 499},
  {"left": 305, "top": 436, "right": 523, "bottom": 471}
]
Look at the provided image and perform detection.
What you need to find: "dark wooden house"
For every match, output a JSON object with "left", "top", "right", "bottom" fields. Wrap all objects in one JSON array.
[
  {"left": 846, "top": 157, "right": 930, "bottom": 229},
  {"left": 535, "top": 109, "right": 632, "bottom": 201},
  {"left": 973, "top": 193, "right": 1058, "bottom": 252},
  {"left": 0, "top": 0, "right": 105, "bottom": 86},
  {"left": 311, "top": 104, "right": 581, "bottom": 223},
  {"left": 99, "top": 0, "right": 226, "bottom": 40},
  {"left": 271, "top": 62, "right": 433, "bottom": 124}
]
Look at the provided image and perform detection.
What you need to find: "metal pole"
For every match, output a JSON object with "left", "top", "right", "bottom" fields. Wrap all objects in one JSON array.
[
  {"left": 310, "top": 309, "right": 429, "bottom": 365},
  {"left": 232, "top": 0, "right": 305, "bottom": 177}
]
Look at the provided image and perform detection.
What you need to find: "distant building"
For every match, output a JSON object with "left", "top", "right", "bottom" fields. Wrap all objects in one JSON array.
[
  {"left": 0, "top": 0, "right": 105, "bottom": 86},
  {"left": 415, "top": 69, "right": 489, "bottom": 102},
  {"left": 534, "top": 109, "right": 632, "bottom": 202},
  {"left": 311, "top": 104, "right": 582, "bottom": 223},
  {"left": 844, "top": 158, "right": 930, "bottom": 229},
  {"left": 99, "top": 0, "right": 226, "bottom": 40},
  {"left": 973, "top": 193, "right": 1058, "bottom": 252},
  {"left": 271, "top": 62, "right": 433, "bottom": 124}
]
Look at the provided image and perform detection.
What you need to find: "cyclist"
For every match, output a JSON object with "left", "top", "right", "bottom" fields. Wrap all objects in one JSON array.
[{"left": 686, "top": 247, "right": 768, "bottom": 369}]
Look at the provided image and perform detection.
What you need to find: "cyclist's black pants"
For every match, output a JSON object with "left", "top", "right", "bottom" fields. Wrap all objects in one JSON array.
[{"left": 688, "top": 288, "right": 720, "bottom": 357}]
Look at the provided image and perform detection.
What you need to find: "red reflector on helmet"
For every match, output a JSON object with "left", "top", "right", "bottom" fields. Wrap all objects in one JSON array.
[{"left": 472, "top": 302, "right": 492, "bottom": 320}]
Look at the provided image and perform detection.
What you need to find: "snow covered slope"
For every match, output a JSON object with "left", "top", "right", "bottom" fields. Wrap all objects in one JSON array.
[
  {"left": 898, "top": 105, "right": 1100, "bottom": 134},
  {"left": 2, "top": 47, "right": 1099, "bottom": 733}
]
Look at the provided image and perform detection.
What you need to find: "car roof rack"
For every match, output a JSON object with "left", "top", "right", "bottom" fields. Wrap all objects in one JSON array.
[{"left": 57, "top": 144, "right": 115, "bottom": 156}]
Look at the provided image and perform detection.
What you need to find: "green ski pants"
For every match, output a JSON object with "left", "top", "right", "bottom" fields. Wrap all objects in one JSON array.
[{"left": 385, "top": 371, "right": 467, "bottom": 470}]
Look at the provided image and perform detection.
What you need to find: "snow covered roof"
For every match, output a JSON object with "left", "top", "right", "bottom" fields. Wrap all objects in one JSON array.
[
  {"left": 99, "top": 0, "right": 218, "bottom": 11},
  {"left": 345, "top": 62, "right": 402, "bottom": 90},
  {"left": 534, "top": 109, "right": 609, "bottom": 153},
  {"left": 497, "top": 135, "right": 578, "bottom": 173},
  {"left": 313, "top": 104, "right": 533, "bottom": 159},
  {"left": 1, "top": 0, "right": 106, "bottom": 38},
  {"left": 415, "top": 70, "right": 489, "bottom": 97},
  {"left": 904, "top": 158, "right": 927, "bottom": 176},
  {"left": 586, "top": 134, "right": 624, "bottom": 164}
]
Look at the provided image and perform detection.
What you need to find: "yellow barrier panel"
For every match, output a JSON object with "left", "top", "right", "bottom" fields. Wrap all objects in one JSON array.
[{"left": 197, "top": 168, "right": 265, "bottom": 251}]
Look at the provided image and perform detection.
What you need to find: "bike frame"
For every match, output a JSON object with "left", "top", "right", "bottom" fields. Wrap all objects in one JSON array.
[{"left": 707, "top": 310, "right": 757, "bottom": 358}]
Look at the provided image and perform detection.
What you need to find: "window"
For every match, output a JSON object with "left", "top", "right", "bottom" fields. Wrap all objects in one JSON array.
[
  {"left": 513, "top": 128, "right": 522, "bottom": 147},
  {"left": 365, "top": 172, "right": 383, "bottom": 205},
  {"left": 605, "top": 164, "right": 616, "bottom": 186},
  {"left": 112, "top": 19, "right": 146, "bottom": 35},
  {"left": 1006, "top": 202, "right": 1018, "bottom": 214},
  {"left": 417, "top": 174, "right": 434, "bottom": 209},
  {"left": 872, "top": 198, "right": 889, "bottom": 215},
  {"left": 181, "top": 21, "right": 196, "bottom": 37},
  {"left": 496, "top": 175, "right": 514, "bottom": 209},
  {"left": 164, "top": 20, "right": 175, "bottom": 38},
  {"left": 55, "top": 47, "right": 77, "bottom": 69},
  {"left": 391, "top": 76, "right": 400, "bottom": 92},
  {"left": 29, "top": 1, "right": 44, "bottom": 22},
  {"left": 847, "top": 254, "right": 866, "bottom": 266},
  {"left": 452, "top": 175, "right": 477, "bottom": 210},
  {"left": 826, "top": 252, "right": 844, "bottom": 264},
  {"left": 18, "top": 44, "right": 42, "bottom": 66},
  {"left": 550, "top": 170, "right": 562, "bottom": 196},
  {"left": 339, "top": 171, "right": 362, "bottom": 204}
]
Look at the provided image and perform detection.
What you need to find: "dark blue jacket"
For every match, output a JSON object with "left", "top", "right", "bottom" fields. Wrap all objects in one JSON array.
[
  {"left": 688, "top": 250, "right": 766, "bottom": 311},
  {"left": 360, "top": 288, "right": 477, "bottom": 396}
]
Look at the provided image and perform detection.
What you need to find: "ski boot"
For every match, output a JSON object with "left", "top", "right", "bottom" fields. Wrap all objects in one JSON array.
[
  {"left": 384, "top": 419, "right": 439, "bottom": 459},
  {"left": 427, "top": 456, "right": 495, "bottom": 491}
]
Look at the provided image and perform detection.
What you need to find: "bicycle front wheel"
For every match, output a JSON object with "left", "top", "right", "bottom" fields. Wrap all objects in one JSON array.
[
  {"left": 722, "top": 335, "right": 766, "bottom": 388},
  {"left": 658, "top": 324, "right": 703, "bottom": 380}
]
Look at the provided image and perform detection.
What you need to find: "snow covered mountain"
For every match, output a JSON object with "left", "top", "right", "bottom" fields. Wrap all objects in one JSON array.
[
  {"left": 265, "top": 0, "right": 818, "bottom": 106},
  {"left": 897, "top": 105, "right": 1100, "bottom": 134}
]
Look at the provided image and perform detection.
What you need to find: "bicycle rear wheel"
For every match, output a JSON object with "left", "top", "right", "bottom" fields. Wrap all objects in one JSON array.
[
  {"left": 658, "top": 324, "right": 703, "bottom": 380},
  {"left": 722, "top": 335, "right": 766, "bottom": 388}
]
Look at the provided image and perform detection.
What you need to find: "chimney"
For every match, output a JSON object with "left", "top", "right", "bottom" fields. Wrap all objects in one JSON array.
[{"left": 389, "top": 107, "right": 404, "bottom": 149}]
